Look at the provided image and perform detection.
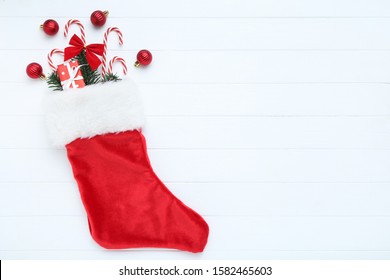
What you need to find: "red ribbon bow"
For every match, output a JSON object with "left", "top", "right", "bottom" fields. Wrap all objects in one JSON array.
[{"left": 64, "top": 34, "right": 104, "bottom": 71}]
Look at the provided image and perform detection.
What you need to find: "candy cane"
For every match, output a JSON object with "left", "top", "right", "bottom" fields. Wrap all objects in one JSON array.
[
  {"left": 101, "top": 27, "right": 124, "bottom": 77},
  {"left": 64, "top": 19, "right": 86, "bottom": 45},
  {"left": 47, "top": 48, "right": 64, "bottom": 71},
  {"left": 108, "top": 56, "right": 127, "bottom": 75}
]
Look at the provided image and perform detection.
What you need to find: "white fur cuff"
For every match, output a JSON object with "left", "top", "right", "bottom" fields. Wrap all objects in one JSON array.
[{"left": 44, "top": 80, "right": 145, "bottom": 147}]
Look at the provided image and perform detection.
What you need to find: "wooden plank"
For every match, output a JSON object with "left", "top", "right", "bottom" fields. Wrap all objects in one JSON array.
[
  {"left": 2, "top": 83, "right": 390, "bottom": 116},
  {"left": 2, "top": 116, "right": 390, "bottom": 149},
  {"left": 0, "top": 216, "right": 389, "bottom": 251},
  {"left": 3, "top": 18, "right": 390, "bottom": 50},
  {"left": 4, "top": 50, "right": 390, "bottom": 83},
  {"left": 1, "top": 182, "right": 390, "bottom": 217},
  {"left": 1, "top": 0, "right": 390, "bottom": 17},
  {"left": 143, "top": 116, "right": 390, "bottom": 149},
  {"left": 1, "top": 149, "right": 390, "bottom": 182}
]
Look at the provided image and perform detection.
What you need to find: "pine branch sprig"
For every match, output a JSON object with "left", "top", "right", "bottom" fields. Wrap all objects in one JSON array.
[
  {"left": 46, "top": 72, "right": 63, "bottom": 91},
  {"left": 103, "top": 73, "right": 121, "bottom": 82}
]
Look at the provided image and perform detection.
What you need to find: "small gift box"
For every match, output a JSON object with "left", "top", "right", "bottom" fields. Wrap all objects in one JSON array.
[{"left": 57, "top": 60, "right": 85, "bottom": 89}]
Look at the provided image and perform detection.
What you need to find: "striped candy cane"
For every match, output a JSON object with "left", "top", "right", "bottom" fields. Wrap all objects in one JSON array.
[
  {"left": 101, "top": 27, "right": 124, "bottom": 77},
  {"left": 64, "top": 19, "right": 86, "bottom": 45},
  {"left": 108, "top": 56, "right": 127, "bottom": 75},
  {"left": 47, "top": 48, "right": 64, "bottom": 71}
]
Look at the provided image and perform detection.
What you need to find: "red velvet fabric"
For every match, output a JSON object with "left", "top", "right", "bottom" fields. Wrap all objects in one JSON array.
[{"left": 65, "top": 130, "right": 209, "bottom": 253}]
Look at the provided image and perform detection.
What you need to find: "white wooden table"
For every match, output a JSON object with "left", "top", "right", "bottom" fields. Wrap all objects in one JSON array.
[{"left": 1, "top": 0, "right": 390, "bottom": 259}]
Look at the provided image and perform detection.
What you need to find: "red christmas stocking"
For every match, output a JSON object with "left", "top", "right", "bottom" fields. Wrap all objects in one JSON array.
[{"left": 44, "top": 81, "right": 209, "bottom": 253}]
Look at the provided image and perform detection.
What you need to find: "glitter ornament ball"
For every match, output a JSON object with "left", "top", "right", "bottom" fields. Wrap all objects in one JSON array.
[
  {"left": 134, "top": 50, "right": 153, "bottom": 67},
  {"left": 26, "top": 63, "right": 45, "bottom": 79},
  {"left": 90, "top": 10, "right": 109, "bottom": 27},
  {"left": 41, "top": 19, "right": 59, "bottom": 36}
]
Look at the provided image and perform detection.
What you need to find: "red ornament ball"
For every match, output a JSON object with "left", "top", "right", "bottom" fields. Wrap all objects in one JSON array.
[
  {"left": 26, "top": 63, "right": 44, "bottom": 79},
  {"left": 90, "top": 10, "right": 108, "bottom": 27},
  {"left": 41, "top": 19, "right": 59, "bottom": 36},
  {"left": 135, "top": 50, "right": 153, "bottom": 67}
]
